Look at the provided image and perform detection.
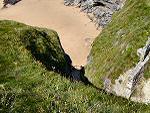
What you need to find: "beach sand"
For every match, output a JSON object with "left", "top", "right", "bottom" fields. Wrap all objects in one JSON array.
[
  {"left": 0, "top": 0, "right": 3, "bottom": 8},
  {"left": 0, "top": 0, "right": 100, "bottom": 66}
]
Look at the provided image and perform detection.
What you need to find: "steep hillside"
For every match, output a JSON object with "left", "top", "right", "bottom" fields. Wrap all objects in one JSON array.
[
  {"left": 86, "top": 0, "right": 150, "bottom": 87},
  {"left": 0, "top": 20, "right": 150, "bottom": 112}
]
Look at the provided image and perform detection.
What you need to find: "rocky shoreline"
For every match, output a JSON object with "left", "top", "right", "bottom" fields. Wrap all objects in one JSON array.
[
  {"left": 2, "top": 0, "right": 21, "bottom": 7},
  {"left": 64, "top": 0, "right": 125, "bottom": 28},
  {"left": 1, "top": 0, "right": 125, "bottom": 28}
]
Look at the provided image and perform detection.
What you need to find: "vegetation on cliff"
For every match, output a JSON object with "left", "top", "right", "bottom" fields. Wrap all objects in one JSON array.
[
  {"left": 86, "top": 0, "right": 150, "bottom": 87},
  {"left": 0, "top": 20, "right": 149, "bottom": 112}
]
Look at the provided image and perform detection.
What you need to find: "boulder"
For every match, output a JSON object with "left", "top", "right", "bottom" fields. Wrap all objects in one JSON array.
[{"left": 3, "top": 0, "right": 21, "bottom": 7}]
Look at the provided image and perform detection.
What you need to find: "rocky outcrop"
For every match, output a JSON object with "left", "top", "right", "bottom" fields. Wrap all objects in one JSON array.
[
  {"left": 131, "top": 78, "right": 150, "bottom": 104},
  {"left": 64, "top": 0, "right": 125, "bottom": 27},
  {"left": 104, "top": 37, "right": 150, "bottom": 103},
  {"left": 3, "top": 0, "right": 21, "bottom": 7}
]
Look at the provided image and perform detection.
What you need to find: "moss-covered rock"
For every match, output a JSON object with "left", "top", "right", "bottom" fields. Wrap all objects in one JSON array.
[{"left": 86, "top": 0, "right": 150, "bottom": 88}]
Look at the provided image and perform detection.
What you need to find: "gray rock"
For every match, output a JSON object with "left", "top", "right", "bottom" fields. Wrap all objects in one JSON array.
[
  {"left": 3, "top": 0, "right": 21, "bottom": 7},
  {"left": 64, "top": 0, "right": 125, "bottom": 27},
  {"left": 111, "top": 37, "right": 150, "bottom": 101}
]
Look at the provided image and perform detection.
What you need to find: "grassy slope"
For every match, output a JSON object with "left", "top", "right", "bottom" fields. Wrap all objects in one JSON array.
[
  {"left": 0, "top": 20, "right": 149, "bottom": 112},
  {"left": 86, "top": 0, "right": 150, "bottom": 87}
]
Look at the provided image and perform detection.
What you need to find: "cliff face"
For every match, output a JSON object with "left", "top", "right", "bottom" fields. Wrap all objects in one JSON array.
[
  {"left": 64, "top": 0, "right": 125, "bottom": 27},
  {"left": 64, "top": 0, "right": 150, "bottom": 103},
  {"left": 109, "top": 38, "right": 150, "bottom": 103},
  {"left": 85, "top": 0, "right": 150, "bottom": 103}
]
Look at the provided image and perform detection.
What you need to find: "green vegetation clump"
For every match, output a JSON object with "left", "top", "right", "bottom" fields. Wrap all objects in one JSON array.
[
  {"left": 86, "top": 0, "right": 150, "bottom": 87},
  {"left": 0, "top": 20, "right": 150, "bottom": 112},
  {"left": 19, "top": 28, "right": 70, "bottom": 74}
]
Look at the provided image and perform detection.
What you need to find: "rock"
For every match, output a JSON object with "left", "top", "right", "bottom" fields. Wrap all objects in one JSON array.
[
  {"left": 64, "top": 0, "right": 125, "bottom": 27},
  {"left": 104, "top": 37, "right": 150, "bottom": 103},
  {"left": 3, "top": 0, "right": 21, "bottom": 7}
]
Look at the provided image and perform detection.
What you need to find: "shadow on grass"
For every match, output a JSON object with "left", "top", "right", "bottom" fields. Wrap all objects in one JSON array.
[
  {"left": 19, "top": 29, "right": 109, "bottom": 95},
  {"left": 20, "top": 28, "right": 97, "bottom": 87}
]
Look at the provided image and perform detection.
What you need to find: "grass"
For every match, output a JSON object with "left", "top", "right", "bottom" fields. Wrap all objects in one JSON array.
[
  {"left": 0, "top": 20, "right": 150, "bottom": 112},
  {"left": 85, "top": 0, "right": 150, "bottom": 88}
]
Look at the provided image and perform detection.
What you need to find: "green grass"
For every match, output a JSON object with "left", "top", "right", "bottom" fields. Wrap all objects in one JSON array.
[
  {"left": 86, "top": 0, "right": 150, "bottom": 88},
  {"left": 0, "top": 20, "right": 150, "bottom": 112}
]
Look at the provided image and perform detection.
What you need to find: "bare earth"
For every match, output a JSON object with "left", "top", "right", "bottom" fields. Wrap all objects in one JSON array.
[{"left": 0, "top": 0, "right": 100, "bottom": 66}]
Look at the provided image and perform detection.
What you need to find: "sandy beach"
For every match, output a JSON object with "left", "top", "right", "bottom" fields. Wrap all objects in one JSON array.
[
  {"left": 0, "top": 0, "right": 3, "bottom": 8},
  {"left": 0, "top": 0, "right": 100, "bottom": 66}
]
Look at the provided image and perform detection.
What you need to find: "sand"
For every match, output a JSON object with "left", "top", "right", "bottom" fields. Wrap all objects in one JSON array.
[
  {"left": 0, "top": 0, "right": 100, "bottom": 66},
  {"left": 0, "top": 0, "right": 3, "bottom": 8}
]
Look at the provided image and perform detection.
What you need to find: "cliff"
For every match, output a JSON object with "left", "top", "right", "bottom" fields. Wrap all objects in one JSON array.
[
  {"left": 1, "top": 20, "right": 149, "bottom": 112},
  {"left": 85, "top": 0, "right": 150, "bottom": 103}
]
